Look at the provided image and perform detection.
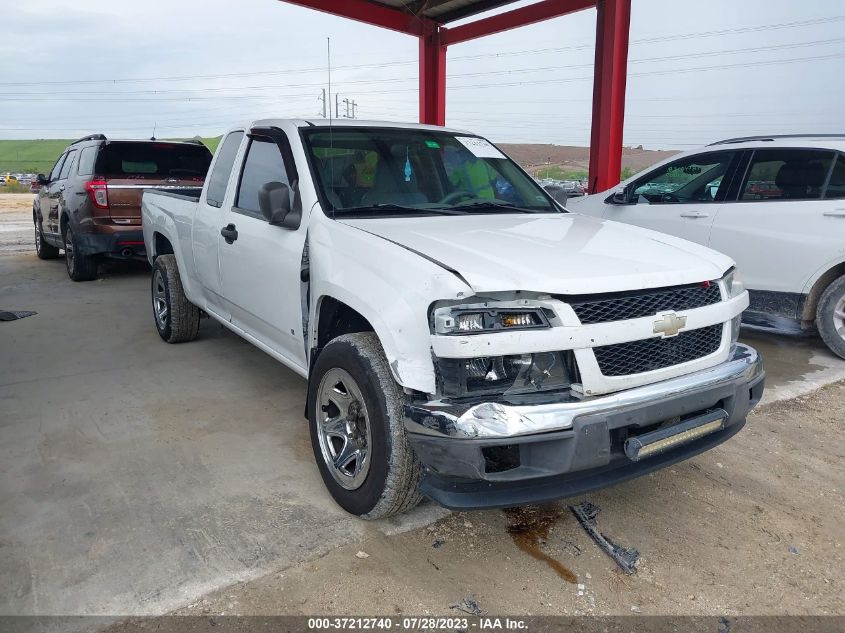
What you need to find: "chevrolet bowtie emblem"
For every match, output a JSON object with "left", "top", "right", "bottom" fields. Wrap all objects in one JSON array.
[{"left": 653, "top": 313, "right": 687, "bottom": 337}]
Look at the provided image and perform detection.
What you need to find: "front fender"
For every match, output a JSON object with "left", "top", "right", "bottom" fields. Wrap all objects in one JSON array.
[{"left": 309, "top": 218, "right": 471, "bottom": 394}]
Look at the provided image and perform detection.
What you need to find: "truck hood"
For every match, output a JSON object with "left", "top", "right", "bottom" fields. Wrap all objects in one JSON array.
[{"left": 338, "top": 213, "right": 733, "bottom": 295}]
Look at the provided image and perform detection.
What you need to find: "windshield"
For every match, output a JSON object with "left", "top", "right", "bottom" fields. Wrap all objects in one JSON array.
[{"left": 302, "top": 127, "right": 559, "bottom": 216}]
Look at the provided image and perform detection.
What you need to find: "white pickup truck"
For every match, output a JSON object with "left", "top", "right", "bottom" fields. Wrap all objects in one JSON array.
[{"left": 142, "top": 119, "right": 765, "bottom": 519}]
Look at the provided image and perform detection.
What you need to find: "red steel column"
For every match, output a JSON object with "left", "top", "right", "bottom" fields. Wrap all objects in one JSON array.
[
  {"left": 419, "top": 27, "right": 447, "bottom": 126},
  {"left": 588, "top": 0, "right": 631, "bottom": 193}
]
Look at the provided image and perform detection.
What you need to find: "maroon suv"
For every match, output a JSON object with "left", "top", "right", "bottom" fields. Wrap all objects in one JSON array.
[{"left": 33, "top": 134, "right": 212, "bottom": 280}]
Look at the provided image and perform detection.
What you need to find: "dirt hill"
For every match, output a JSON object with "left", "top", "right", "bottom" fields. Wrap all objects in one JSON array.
[{"left": 499, "top": 143, "right": 676, "bottom": 176}]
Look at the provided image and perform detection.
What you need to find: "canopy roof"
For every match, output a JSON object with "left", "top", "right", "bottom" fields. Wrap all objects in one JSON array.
[{"left": 369, "top": 0, "right": 519, "bottom": 24}]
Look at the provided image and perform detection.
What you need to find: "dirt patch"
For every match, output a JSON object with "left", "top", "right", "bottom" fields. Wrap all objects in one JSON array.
[
  {"left": 0, "top": 193, "right": 35, "bottom": 214},
  {"left": 174, "top": 382, "right": 845, "bottom": 617}
]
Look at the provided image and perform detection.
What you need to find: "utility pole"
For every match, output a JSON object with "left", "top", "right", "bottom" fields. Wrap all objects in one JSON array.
[
  {"left": 335, "top": 93, "right": 340, "bottom": 119},
  {"left": 318, "top": 89, "right": 327, "bottom": 118}
]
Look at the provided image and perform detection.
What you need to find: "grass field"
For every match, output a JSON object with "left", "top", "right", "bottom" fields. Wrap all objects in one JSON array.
[{"left": 0, "top": 137, "right": 221, "bottom": 173}]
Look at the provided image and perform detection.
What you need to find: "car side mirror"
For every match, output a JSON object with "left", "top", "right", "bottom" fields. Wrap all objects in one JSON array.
[
  {"left": 610, "top": 188, "right": 630, "bottom": 205},
  {"left": 258, "top": 181, "right": 300, "bottom": 229},
  {"left": 37, "top": 174, "right": 49, "bottom": 185}
]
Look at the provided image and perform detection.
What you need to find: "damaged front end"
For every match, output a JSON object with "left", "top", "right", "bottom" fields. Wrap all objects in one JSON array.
[{"left": 403, "top": 291, "right": 765, "bottom": 510}]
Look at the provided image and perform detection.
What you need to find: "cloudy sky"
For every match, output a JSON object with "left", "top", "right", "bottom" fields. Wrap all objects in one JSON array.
[{"left": 1, "top": 0, "right": 843, "bottom": 148}]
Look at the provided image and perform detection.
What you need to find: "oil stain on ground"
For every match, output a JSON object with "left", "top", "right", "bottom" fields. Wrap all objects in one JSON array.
[{"left": 503, "top": 505, "right": 577, "bottom": 583}]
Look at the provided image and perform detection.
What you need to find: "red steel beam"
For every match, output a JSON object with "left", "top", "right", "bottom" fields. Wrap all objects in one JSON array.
[
  {"left": 419, "top": 28, "right": 447, "bottom": 125},
  {"left": 281, "top": 0, "right": 429, "bottom": 36},
  {"left": 443, "top": 0, "right": 596, "bottom": 46},
  {"left": 588, "top": 0, "right": 630, "bottom": 193}
]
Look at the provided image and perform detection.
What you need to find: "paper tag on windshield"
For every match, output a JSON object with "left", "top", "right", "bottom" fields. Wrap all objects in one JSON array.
[{"left": 455, "top": 136, "right": 506, "bottom": 159}]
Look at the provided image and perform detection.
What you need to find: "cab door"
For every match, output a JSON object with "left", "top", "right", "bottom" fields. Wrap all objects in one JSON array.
[
  {"left": 217, "top": 129, "right": 307, "bottom": 369},
  {"left": 602, "top": 150, "right": 741, "bottom": 246},
  {"left": 191, "top": 130, "right": 244, "bottom": 319}
]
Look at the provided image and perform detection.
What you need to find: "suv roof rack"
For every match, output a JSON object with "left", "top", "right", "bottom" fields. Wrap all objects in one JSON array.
[
  {"left": 708, "top": 134, "right": 845, "bottom": 146},
  {"left": 70, "top": 134, "right": 107, "bottom": 145}
]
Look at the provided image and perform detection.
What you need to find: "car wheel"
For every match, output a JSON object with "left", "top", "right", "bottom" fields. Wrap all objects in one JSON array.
[
  {"left": 816, "top": 274, "right": 845, "bottom": 360},
  {"left": 308, "top": 332, "right": 423, "bottom": 519},
  {"left": 35, "top": 217, "right": 59, "bottom": 259},
  {"left": 151, "top": 254, "right": 200, "bottom": 343},
  {"left": 63, "top": 224, "right": 97, "bottom": 281}
]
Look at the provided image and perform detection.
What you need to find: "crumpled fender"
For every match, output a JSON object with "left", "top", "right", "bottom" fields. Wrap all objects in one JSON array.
[{"left": 308, "top": 217, "right": 471, "bottom": 394}]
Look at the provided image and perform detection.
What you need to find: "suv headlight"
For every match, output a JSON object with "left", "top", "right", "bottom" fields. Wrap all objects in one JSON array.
[
  {"left": 723, "top": 268, "right": 745, "bottom": 299},
  {"left": 432, "top": 305, "right": 550, "bottom": 335}
]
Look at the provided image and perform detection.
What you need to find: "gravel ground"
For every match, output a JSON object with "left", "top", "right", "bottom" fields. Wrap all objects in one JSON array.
[
  {"left": 0, "top": 194, "right": 34, "bottom": 256},
  {"left": 174, "top": 382, "right": 844, "bottom": 617}
]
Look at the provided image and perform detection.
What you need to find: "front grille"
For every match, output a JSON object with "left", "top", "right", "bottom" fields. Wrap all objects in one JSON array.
[
  {"left": 594, "top": 324, "right": 723, "bottom": 376},
  {"left": 566, "top": 281, "right": 722, "bottom": 324}
]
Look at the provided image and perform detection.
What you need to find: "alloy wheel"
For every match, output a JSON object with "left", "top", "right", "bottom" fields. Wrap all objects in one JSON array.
[
  {"left": 316, "top": 368, "right": 372, "bottom": 490},
  {"left": 834, "top": 294, "right": 845, "bottom": 342},
  {"left": 64, "top": 229, "right": 74, "bottom": 273},
  {"left": 152, "top": 269, "right": 168, "bottom": 330}
]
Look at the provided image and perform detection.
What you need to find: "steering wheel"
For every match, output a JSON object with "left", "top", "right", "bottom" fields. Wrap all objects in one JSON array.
[{"left": 439, "top": 190, "right": 476, "bottom": 205}]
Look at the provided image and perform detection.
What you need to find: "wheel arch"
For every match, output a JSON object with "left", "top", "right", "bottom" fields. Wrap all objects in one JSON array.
[
  {"left": 152, "top": 231, "right": 175, "bottom": 259},
  {"left": 801, "top": 260, "right": 845, "bottom": 324}
]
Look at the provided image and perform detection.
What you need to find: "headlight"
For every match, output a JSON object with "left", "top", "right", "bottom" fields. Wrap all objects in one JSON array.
[
  {"left": 723, "top": 268, "right": 745, "bottom": 299},
  {"left": 435, "top": 351, "right": 574, "bottom": 398},
  {"left": 433, "top": 306, "right": 550, "bottom": 335}
]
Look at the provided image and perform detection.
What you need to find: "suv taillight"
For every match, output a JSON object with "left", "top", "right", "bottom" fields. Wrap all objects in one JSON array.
[{"left": 85, "top": 178, "right": 109, "bottom": 209}]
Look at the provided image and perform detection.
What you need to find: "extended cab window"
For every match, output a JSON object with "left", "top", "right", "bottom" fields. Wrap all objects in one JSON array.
[
  {"left": 59, "top": 150, "right": 78, "bottom": 180},
  {"left": 823, "top": 154, "right": 845, "bottom": 199},
  {"left": 236, "top": 138, "right": 289, "bottom": 214},
  {"left": 740, "top": 149, "right": 834, "bottom": 201},
  {"left": 632, "top": 152, "right": 736, "bottom": 204},
  {"left": 206, "top": 132, "right": 244, "bottom": 208}
]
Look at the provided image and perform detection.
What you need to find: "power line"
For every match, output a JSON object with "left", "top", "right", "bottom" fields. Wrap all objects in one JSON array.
[{"left": 1, "top": 15, "right": 841, "bottom": 88}]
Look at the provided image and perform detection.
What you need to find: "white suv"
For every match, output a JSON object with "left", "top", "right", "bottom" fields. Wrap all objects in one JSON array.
[{"left": 569, "top": 134, "right": 845, "bottom": 359}]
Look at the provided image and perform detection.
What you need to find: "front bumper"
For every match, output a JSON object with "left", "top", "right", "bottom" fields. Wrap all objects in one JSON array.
[{"left": 404, "top": 343, "right": 764, "bottom": 510}]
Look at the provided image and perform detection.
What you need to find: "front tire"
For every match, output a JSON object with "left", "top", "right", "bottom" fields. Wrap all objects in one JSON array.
[
  {"left": 151, "top": 254, "right": 200, "bottom": 343},
  {"left": 63, "top": 224, "right": 98, "bottom": 281},
  {"left": 35, "top": 216, "right": 59, "bottom": 259},
  {"left": 308, "top": 333, "right": 422, "bottom": 519},
  {"left": 816, "top": 274, "right": 845, "bottom": 360}
]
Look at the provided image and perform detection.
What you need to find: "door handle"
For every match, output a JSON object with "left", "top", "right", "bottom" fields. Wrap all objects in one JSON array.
[
  {"left": 680, "top": 211, "right": 709, "bottom": 219},
  {"left": 220, "top": 223, "right": 238, "bottom": 244},
  {"left": 823, "top": 210, "right": 845, "bottom": 218}
]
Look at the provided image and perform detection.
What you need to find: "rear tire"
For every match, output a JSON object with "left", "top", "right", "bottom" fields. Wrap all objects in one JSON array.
[
  {"left": 816, "top": 274, "right": 845, "bottom": 360},
  {"left": 34, "top": 216, "right": 59, "bottom": 259},
  {"left": 151, "top": 254, "right": 200, "bottom": 343},
  {"left": 63, "top": 223, "right": 98, "bottom": 281},
  {"left": 308, "top": 333, "right": 423, "bottom": 519}
]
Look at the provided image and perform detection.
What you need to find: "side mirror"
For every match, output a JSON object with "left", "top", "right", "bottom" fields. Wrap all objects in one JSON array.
[
  {"left": 258, "top": 181, "right": 300, "bottom": 229},
  {"left": 610, "top": 188, "right": 629, "bottom": 205},
  {"left": 37, "top": 174, "right": 49, "bottom": 185}
]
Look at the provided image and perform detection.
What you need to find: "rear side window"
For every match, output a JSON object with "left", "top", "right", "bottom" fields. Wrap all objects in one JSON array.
[
  {"left": 825, "top": 155, "right": 845, "bottom": 199},
  {"left": 206, "top": 132, "right": 244, "bottom": 208},
  {"left": 236, "top": 139, "right": 289, "bottom": 214},
  {"left": 740, "top": 149, "right": 834, "bottom": 201},
  {"left": 95, "top": 142, "right": 212, "bottom": 178},
  {"left": 77, "top": 146, "right": 98, "bottom": 176},
  {"left": 49, "top": 153, "right": 67, "bottom": 181},
  {"left": 59, "top": 150, "right": 78, "bottom": 180}
]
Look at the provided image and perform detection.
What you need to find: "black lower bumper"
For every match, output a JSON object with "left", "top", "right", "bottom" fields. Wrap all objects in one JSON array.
[
  {"left": 407, "top": 344, "right": 765, "bottom": 510},
  {"left": 77, "top": 229, "right": 146, "bottom": 258}
]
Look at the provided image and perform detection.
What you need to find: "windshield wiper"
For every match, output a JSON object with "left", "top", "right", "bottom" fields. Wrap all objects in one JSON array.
[
  {"left": 450, "top": 201, "right": 550, "bottom": 214},
  {"left": 332, "top": 204, "right": 468, "bottom": 216}
]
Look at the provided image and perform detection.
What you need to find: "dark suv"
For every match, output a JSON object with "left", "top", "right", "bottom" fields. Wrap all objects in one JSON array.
[{"left": 34, "top": 134, "right": 212, "bottom": 280}]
